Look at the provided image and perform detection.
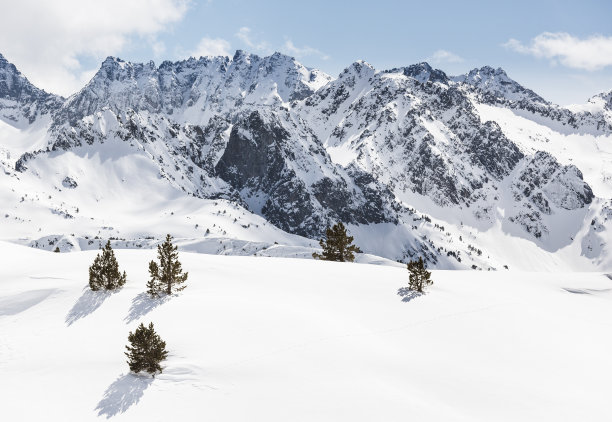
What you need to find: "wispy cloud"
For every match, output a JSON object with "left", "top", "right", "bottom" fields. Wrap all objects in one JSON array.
[
  {"left": 152, "top": 40, "right": 167, "bottom": 58},
  {"left": 191, "top": 37, "right": 231, "bottom": 58},
  {"left": 0, "top": 0, "right": 190, "bottom": 96},
  {"left": 282, "top": 40, "right": 330, "bottom": 60},
  {"left": 235, "top": 27, "right": 272, "bottom": 54},
  {"left": 234, "top": 28, "right": 329, "bottom": 60},
  {"left": 426, "top": 49, "right": 464, "bottom": 64},
  {"left": 504, "top": 32, "right": 612, "bottom": 71}
]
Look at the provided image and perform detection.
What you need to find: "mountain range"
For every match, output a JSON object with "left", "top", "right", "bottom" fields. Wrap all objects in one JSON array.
[{"left": 1, "top": 50, "right": 611, "bottom": 270}]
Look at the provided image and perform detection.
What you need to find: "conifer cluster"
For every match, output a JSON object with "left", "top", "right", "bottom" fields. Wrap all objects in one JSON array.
[
  {"left": 312, "top": 222, "right": 362, "bottom": 262},
  {"left": 89, "top": 240, "right": 127, "bottom": 291},
  {"left": 80, "top": 235, "right": 189, "bottom": 375}
]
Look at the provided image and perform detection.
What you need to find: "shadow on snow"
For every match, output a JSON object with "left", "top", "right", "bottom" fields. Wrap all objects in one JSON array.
[
  {"left": 65, "top": 287, "right": 114, "bottom": 326},
  {"left": 124, "top": 292, "right": 172, "bottom": 324},
  {"left": 95, "top": 373, "right": 154, "bottom": 418},
  {"left": 397, "top": 287, "right": 424, "bottom": 303}
]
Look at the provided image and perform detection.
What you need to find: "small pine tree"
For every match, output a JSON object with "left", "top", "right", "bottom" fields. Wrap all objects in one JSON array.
[
  {"left": 125, "top": 322, "right": 168, "bottom": 375},
  {"left": 407, "top": 257, "right": 433, "bottom": 293},
  {"left": 147, "top": 234, "right": 188, "bottom": 297},
  {"left": 89, "top": 240, "right": 127, "bottom": 291},
  {"left": 312, "top": 222, "right": 362, "bottom": 262},
  {"left": 54, "top": 246, "right": 60, "bottom": 253}
]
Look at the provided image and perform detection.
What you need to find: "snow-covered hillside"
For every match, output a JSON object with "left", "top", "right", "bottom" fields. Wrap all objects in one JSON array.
[
  {"left": 1, "top": 242, "right": 611, "bottom": 421},
  {"left": 0, "top": 50, "right": 611, "bottom": 270}
]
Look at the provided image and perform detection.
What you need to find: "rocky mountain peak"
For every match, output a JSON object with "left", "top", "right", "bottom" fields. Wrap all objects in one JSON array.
[
  {"left": 402, "top": 62, "right": 449, "bottom": 84},
  {"left": 342, "top": 60, "right": 376, "bottom": 77},
  {"left": 455, "top": 66, "right": 547, "bottom": 105},
  {"left": 591, "top": 89, "right": 612, "bottom": 110},
  {"left": 0, "top": 52, "right": 63, "bottom": 124}
]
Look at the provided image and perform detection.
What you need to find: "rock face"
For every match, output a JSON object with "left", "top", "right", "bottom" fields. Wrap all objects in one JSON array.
[
  {"left": 508, "top": 151, "right": 594, "bottom": 238},
  {"left": 514, "top": 151, "right": 593, "bottom": 213},
  {"left": 0, "top": 50, "right": 609, "bottom": 265}
]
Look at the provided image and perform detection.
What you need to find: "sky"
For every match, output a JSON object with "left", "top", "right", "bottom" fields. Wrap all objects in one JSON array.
[{"left": 0, "top": 0, "right": 611, "bottom": 105}]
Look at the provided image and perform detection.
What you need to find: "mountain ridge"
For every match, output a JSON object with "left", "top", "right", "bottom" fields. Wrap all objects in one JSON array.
[{"left": 1, "top": 50, "right": 610, "bottom": 270}]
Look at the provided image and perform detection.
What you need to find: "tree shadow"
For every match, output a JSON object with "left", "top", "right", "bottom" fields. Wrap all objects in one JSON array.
[
  {"left": 397, "top": 287, "right": 424, "bottom": 303},
  {"left": 124, "top": 293, "right": 171, "bottom": 324},
  {"left": 65, "top": 287, "right": 113, "bottom": 326},
  {"left": 95, "top": 373, "right": 154, "bottom": 418}
]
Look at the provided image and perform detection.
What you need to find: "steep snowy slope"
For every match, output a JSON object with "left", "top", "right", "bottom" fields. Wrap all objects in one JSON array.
[{"left": 1, "top": 243, "right": 611, "bottom": 421}]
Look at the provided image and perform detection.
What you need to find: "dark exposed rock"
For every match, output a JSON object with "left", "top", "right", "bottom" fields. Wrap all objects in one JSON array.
[{"left": 215, "top": 110, "right": 397, "bottom": 237}]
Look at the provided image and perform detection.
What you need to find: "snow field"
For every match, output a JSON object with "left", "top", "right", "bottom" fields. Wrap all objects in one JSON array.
[{"left": 1, "top": 242, "right": 611, "bottom": 421}]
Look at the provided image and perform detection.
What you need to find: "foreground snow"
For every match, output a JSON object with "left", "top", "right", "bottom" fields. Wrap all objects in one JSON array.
[{"left": 1, "top": 242, "right": 611, "bottom": 421}]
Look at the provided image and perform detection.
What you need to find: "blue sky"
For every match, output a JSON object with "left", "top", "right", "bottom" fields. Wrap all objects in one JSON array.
[{"left": 1, "top": 0, "right": 611, "bottom": 104}]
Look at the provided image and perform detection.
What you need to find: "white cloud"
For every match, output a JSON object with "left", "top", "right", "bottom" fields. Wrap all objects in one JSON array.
[
  {"left": 282, "top": 40, "right": 330, "bottom": 60},
  {"left": 0, "top": 0, "right": 190, "bottom": 96},
  {"left": 504, "top": 32, "right": 612, "bottom": 71},
  {"left": 191, "top": 37, "right": 231, "bottom": 58},
  {"left": 235, "top": 27, "right": 272, "bottom": 54},
  {"left": 427, "top": 49, "right": 463, "bottom": 64}
]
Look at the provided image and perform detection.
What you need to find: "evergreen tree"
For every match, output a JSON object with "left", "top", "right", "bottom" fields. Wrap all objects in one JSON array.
[
  {"left": 89, "top": 240, "right": 127, "bottom": 291},
  {"left": 53, "top": 246, "right": 60, "bottom": 253},
  {"left": 147, "top": 234, "right": 188, "bottom": 297},
  {"left": 407, "top": 257, "right": 433, "bottom": 293},
  {"left": 312, "top": 222, "right": 362, "bottom": 262},
  {"left": 125, "top": 322, "right": 168, "bottom": 375}
]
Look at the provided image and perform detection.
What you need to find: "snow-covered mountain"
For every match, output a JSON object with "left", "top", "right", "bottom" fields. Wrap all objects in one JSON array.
[
  {"left": 0, "top": 51, "right": 610, "bottom": 270},
  {"left": 0, "top": 53, "right": 63, "bottom": 127}
]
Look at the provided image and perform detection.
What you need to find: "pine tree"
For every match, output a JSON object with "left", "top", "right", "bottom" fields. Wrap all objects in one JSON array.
[
  {"left": 54, "top": 246, "right": 60, "bottom": 253},
  {"left": 125, "top": 322, "right": 168, "bottom": 375},
  {"left": 89, "top": 240, "right": 127, "bottom": 291},
  {"left": 312, "top": 222, "right": 362, "bottom": 262},
  {"left": 407, "top": 257, "right": 433, "bottom": 293},
  {"left": 147, "top": 234, "right": 188, "bottom": 297}
]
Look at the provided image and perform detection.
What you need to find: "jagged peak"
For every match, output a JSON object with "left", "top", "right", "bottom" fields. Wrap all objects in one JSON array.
[
  {"left": 591, "top": 89, "right": 612, "bottom": 104},
  {"left": 269, "top": 51, "right": 294, "bottom": 61},
  {"left": 461, "top": 65, "right": 511, "bottom": 82},
  {"left": 232, "top": 49, "right": 256, "bottom": 62},
  {"left": 339, "top": 60, "right": 376, "bottom": 79},
  {"left": 0, "top": 53, "right": 19, "bottom": 73},
  {"left": 402, "top": 62, "right": 449, "bottom": 84},
  {"left": 408, "top": 62, "right": 434, "bottom": 72},
  {"left": 382, "top": 62, "right": 449, "bottom": 84},
  {"left": 454, "top": 65, "right": 548, "bottom": 105},
  {"left": 102, "top": 55, "right": 121, "bottom": 64}
]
